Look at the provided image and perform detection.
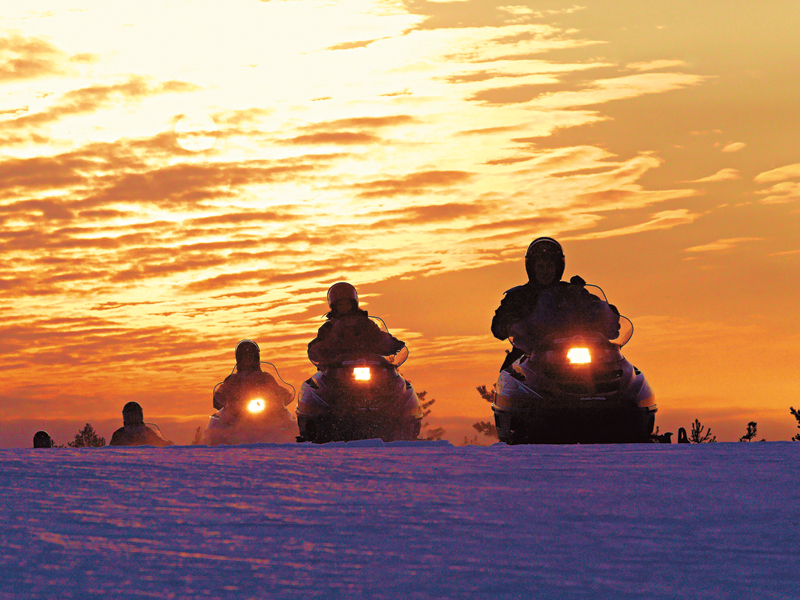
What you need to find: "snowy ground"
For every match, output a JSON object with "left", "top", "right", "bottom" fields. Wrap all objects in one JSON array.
[{"left": 1, "top": 441, "right": 798, "bottom": 600}]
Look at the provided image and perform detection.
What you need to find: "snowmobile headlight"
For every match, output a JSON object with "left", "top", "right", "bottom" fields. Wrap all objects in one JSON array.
[
  {"left": 247, "top": 398, "right": 266, "bottom": 414},
  {"left": 567, "top": 347, "right": 591, "bottom": 364},
  {"left": 354, "top": 367, "right": 371, "bottom": 381}
]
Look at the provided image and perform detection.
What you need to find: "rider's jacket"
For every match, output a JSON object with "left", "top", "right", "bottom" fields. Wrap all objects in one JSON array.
[
  {"left": 213, "top": 369, "right": 293, "bottom": 410},
  {"left": 110, "top": 424, "right": 173, "bottom": 447},
  {"left": 491, "top": 281, "right": 573, "bottom": 341},
  {"left": 307, "top": 309, "right": 404, "bottom": 365},
  {"left": 492, "top": 279, "right": 620, "bottom": 370}
]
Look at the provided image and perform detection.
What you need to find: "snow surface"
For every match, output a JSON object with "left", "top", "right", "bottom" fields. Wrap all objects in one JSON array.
[{"left": 1, "top": 441, "right": 798, "bottom": 600}]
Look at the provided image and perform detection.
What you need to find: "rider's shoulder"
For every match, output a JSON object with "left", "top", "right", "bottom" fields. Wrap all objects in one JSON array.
[{"left": 502, "top": 283, "right": 532, "bottom": 297}]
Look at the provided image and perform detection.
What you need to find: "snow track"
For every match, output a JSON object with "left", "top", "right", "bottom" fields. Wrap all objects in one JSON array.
[{"left": 1, "top": 441, "right": 798, "bottom": 599}]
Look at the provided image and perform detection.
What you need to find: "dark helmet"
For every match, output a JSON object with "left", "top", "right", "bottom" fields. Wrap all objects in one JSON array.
[
  {"left": 525, "top": 237, "right": 565, "bottom": 282},
  {"left": 122, "top": 401, "right": 144, "bottom": 426},
  {"left": 33, "top": 430, "right": 54, "bottom": 448},
  {"left": 235, "top": 339, "right": 260, "bottom": 365},
  {"left": 326, "top": 282, "right": 358, "bottom": 309}
]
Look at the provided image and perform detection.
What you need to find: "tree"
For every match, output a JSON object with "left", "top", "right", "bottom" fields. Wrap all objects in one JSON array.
[
  {"left": 476, "top": 384, "right": 495, "bottom": 403},
  {"left": 689, "top": 419, "right": 716, "bottom": 443},
  {"left": 472, "top": 385, "right": 499, "bottom": 440},
  {"left": 418, "top": 390, "right": 445, "bottom": 441},
  {"left": 68, "top": 423, "right": 106, "bottom": 448},
  {"left": 739, "top": 421, "right": 764, "bottom": 442},
  {"left": 790, "top": 407, "right": 800, "bottom": 441},
  {"left": 191, "top": 426, "right": 204, "bottom": 445}
]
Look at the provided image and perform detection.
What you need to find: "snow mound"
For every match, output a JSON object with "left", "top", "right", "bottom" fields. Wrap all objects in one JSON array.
[{"left": 2, "top": 443, "right": 798, "bottom": 599}]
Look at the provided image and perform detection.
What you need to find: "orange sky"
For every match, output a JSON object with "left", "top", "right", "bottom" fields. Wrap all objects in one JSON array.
[{"left": 2, "top": 1, "right": 799, "bottom": 447}]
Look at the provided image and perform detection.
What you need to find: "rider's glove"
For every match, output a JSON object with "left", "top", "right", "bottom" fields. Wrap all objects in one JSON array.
[{"left": 570, "top": 275, "right": 586, "bottom": 287}]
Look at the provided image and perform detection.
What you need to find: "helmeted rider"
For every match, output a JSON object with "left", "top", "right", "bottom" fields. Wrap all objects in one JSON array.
[
  {"left": 491, "top": 237, "right": 620, "bottom": 370},
  {"left": 33, "top": 430, "right": 55, "bottom": 448},
  {"left": 109, "top": 402, "right": 174, "bottom": 447},
  {"left": 307, "top": 282, "right": 405, "bottom": 365},
  {"left": 213, "top": 340, "right": 293, "bottom": 411}
]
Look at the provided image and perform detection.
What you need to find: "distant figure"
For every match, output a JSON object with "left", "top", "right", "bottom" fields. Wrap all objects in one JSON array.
[
  {"left": 213, "top": 340, "right": 294, "bottom": 410},
  {"left": 33, "top": 431, "right": 54, "bottom": 448},
  {"left": 110, "top": 402, "right": 174, "bottom": 447},
  {"left": 307, "top": 282, "right": 405, "bottom": 365}
]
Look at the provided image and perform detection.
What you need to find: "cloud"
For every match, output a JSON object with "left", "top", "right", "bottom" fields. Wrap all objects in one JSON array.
[
  {"left": 325, "top": 38, "right": 389, "bottom": 51},
  {"left": 752, "top": 163, "right": 800, "bottom": 204},
  {"left": 0, "top": 32, "right": 66, "bottom": 81},
  {"left": 754, "top": 163, "right": 800, "bottom": 183},
  {"left": 353, "top": 170, "right": 473, "bottom": 198},
  {"left": 567, "top": 209, "right": 700, "bottom": 240},
  {"left": 527, "top": 72, "right": 708, "bottom": 110},
  {"left": 687, "top": 168, "right": 741, "bottom": 183},
  {"left": 469, "top": 81, "right": 565, "bottom": 105},
  {"left": 683, "top": 237, "right": 763, "bottom": 253},
  {"left": 278, "top": 115, "right": 418, "bottom": 146},
  {"left": 302, "top": 116, "right": 417, "bottom": 131},
  {"left": 720, "top": 142, "right": 746, "bottom": 153},
  {"left": 282, "top": 131, "right": 380, "bottom": 145},
  {"left": 1, "top": 76, "right": 201, "bottom": 131},
  {"left": 755, "top": 181, "right": 800, "bottom": 205},
  {"left": 368, "top": 202, "right": 489, "bottom": 227},
  {"left": 625, "top": 60, "right": 689, "bottom": 72}
]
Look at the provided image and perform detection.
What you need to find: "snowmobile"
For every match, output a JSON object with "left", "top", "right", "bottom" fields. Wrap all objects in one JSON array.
[
  {"left": 296, "top": 317, "right": 422, "bottom": 443},
  {"left": 492, "top": 284, "right": 656, "bottom": 444},
  {"left": 203, "top": 362, "right": 298, "bottom": 445}
]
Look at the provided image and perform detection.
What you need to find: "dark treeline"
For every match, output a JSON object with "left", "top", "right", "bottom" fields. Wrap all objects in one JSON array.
[{"left": 28, "top": 400, "right": 800, "bottom": 448}]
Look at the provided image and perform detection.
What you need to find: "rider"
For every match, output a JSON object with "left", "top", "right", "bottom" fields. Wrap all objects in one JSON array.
[
  {"left": 491, "top": 237, "right": 620, "bottom": 370},
  {"left": 109, "top": 402, "right": 174, "bottom": 447},
  {"left": 307, "top": 282, "right": 405, "bottom": 365},
  {"left": 213, "top": 340, "right": 294, "bottom": 410},
  {"left": 33, "top": 430, "right": 55, "bottom": 448}
]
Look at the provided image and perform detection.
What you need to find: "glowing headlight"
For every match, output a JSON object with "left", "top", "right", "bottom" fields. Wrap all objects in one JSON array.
[
  {"left": 354, "top": 367, "right": 371, "bottom": 381},
  {"left": 247, "top": 398, "right": 266, "bottom": 413},
  {"left": 567, "top": 347, "right": 591, "bottom": 364}
]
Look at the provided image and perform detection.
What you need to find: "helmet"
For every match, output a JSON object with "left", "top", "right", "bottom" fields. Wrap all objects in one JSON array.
[
  {"left": 525, "top": 237, "right": 565, "bottom": 282},
  {"left": 327, "top": 282, "right": 358, "bottom": 308},
  {"left": 122, "top": 401, "right": 144, "bottom": 426},
  {"left": 235, "top": 339, "right": 260, "bottom": 365},
  {"left": 33, "top": 430, "right": 54, "bottom": 448}
]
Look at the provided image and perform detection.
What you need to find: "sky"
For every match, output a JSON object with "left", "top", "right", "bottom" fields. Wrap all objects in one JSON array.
[{"left": 2, "top": 0, "right": 800, "bottom": 446}]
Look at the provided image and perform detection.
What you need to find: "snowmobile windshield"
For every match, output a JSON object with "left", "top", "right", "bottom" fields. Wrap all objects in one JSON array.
[
  {"left": 213, "top": 361, "right": 296, "bottom": 405},
  {"left": 509, "top": 283, "right": 634, "bottom": 354},
  {"left": 369, "top": 316, "right": 409, "bottom": 366},
  {"left": 260, "top": 362, "right": 296, "bottom": 402}
]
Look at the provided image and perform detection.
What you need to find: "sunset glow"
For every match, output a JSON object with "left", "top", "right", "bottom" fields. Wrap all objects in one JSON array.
[{"left": 2, "top": 1, "right": 799, "bottom": 446}]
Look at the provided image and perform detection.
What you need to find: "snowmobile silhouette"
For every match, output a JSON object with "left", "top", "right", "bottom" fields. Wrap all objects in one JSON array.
[
  {"left": 203, "top": 341, "right": 298, "bottom": 445},
  {"left": 492, "top": 283, "right": 657, "bottom": 444},
  {"left": 296, "top": 315, "right": 422, "bottom": 443},
  {"left": 110, "top": 402, "right": 174, "bottom": 447},
  {"left": 33, "top": 431, "right": 54, "bottom": 448}
]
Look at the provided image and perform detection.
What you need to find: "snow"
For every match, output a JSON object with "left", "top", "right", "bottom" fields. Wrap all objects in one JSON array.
[{"left": 1, "top": 441, "right": 798, "bottom": 599}]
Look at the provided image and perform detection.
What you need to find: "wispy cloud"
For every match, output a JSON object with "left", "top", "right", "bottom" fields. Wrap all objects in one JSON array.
[
  {"left": 720, "top": 142, "right": 746, "bottom": 153},
  {"left": 754, "top": 163, "right": 800, "bottom": 183},
  {"left": 0, "top": 32, "right": 67, "bottom": 81},
  {"left": 567, "top": 209, "right": 701, "bottom": 240},
  {"left": 687, "top": 168, "right": 740, "bottom": 183},
  {"left": 684, "top": 237, "right": 763, "bottom": 253},
  {"left": 754, "top": 162, "right": 800, "bottom": 204}
]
